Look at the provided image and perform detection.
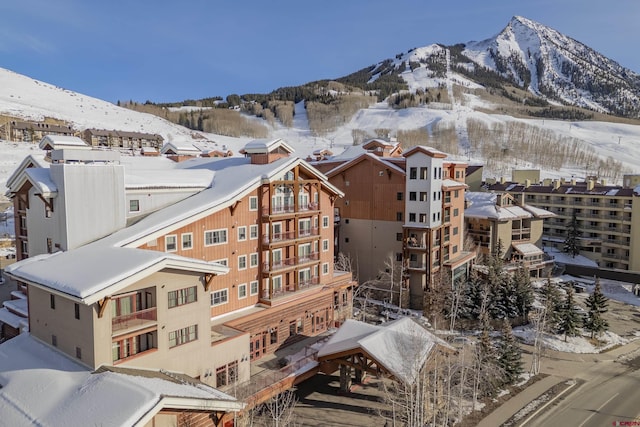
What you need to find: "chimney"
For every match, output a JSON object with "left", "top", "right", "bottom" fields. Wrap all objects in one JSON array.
[
  {"left": 542, "top": 178, "right": 551, "bottom": 186},
  {"left": 524, "top": 179, "right": 531, "bottom": 188},
  {"left": 601, "top": 179, "right": 606, "bottom": 186},
  {"left": 587, "top": 180, "right": 595, "bottom": 191},
  {"left": 500, "top": 176, "right": 506, "bottom": 184},
  {"left": 553, "top": 179, "right": 560, "bottom": 190},
  {"left": 570, "top": 178, "right": 576, "bottom": 186}
]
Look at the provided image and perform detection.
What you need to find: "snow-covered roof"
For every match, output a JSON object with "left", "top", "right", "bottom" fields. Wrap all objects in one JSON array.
[
  {"left": 3, "top": 297, "right": 28, "bottom": 317},
  {"left": 0, "top": 307, "right": 23, "bottom": 328},
  {"left": 513, "top": 242, "right": 544, "bottom": 256},
  {"left": 324, "top": 152, "right": 405, "bottom": 178},
  {"left": 160, "top": 141, "right": 201, "bottom": 155},
  {"left": 0, "top": 334, "right": 242, "bottom": 427},
  {"left": 25, "top": 167, "right": 58, "bottom": 197},
  {"left": 442, "top": 178, "right": 467, "bottom": 189},
  {"left": 318, "top": 317, "right": 451, "bottom": 384},
  {"left": 4, "top": 154, "right": 48, "bottom": 195},
  {"left": 242, "top": 138, "right": 294, "bottom": 154},
  {"left": 5, "top": 153, "right": 340, "bottom": 302},
  {"left": 5, "top": 247, "right": 229, "bottom": 304},
  {"left": 465, "top": 191, "right": 554, "bottom": 220},
  {"left": 38, "top": 135, "right": 90, "bottom": 151}
]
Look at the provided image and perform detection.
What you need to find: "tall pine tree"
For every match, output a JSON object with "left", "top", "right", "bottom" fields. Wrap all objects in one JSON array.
[
  {"left": 512, "top": 265, "right": 534, "bottom": 322},
  {"left": 496, "top": 319, "right": 523, "bottom": 385},
  {"left": 563, "top": 209, "right": 580, "bottom": 258},
  {"left": 540, "top": 277, "right": 563, "bottom": 332},
  {"left": 585, "top": 278, "right": 609, "bottom": 339},
  {"left": 557, "top": 287, "right": 581, "bottom": 341}
]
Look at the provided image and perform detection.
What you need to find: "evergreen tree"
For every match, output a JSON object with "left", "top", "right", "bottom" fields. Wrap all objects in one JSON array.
[
  {"left": 557, "top": 287, "right": 581, "bottom": 341},
  {"left": 563, "top": 210, "right": 580, "bottom": 258},
  {"left": 585, "top": 278, "right": 609, "bottom": 339},
  {"left": 513, "top": 265, "right": 534, "bottom": 321},
  {"left": 540, "top": 277, "right": 563, "bottom": 332},
  {"left": 496, "top": 319, "right": 523, "bottom": 385}
]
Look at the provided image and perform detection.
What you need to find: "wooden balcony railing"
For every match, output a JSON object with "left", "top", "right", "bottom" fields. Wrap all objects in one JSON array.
[{"left": 112, "top": 307, "right": 157, "bottom": 332}]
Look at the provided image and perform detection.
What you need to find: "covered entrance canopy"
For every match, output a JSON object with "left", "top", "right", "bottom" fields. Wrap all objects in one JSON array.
[{"left": 316, "top": 317, "right": 453, "bottom": 391}]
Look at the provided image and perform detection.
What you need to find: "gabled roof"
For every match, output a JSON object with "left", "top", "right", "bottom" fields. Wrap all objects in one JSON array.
[
  {"left": 0, "top": 334, "right": 242, "bottom": 427},
  {"left": 5, "top": 247, "right": 229, "bottom": 304},
  {"left": 465, "top": 192, "right": 555, "bottom": 221},
  {"left": 318, "top": 317, "right": 452, "bottom": 384},
  {"left": 402, "top": 145, "right": 447, "bottom": 159},
  {"left": 25, "top": 167, "right": 58, "bottom": 197},
  {"left": 38, "top": 135, "right": 90, "bottom": 151},
  {"left": 242, "top": 138, "right": 294, "bottom": 154},
  {"left": 5, "top": 154, "right": 47, "bottom": 194},
  {"left": 324, "top": 152, "right": 405, "bottom": 179},
  {"left": 160, "top": 141, "right": 201, "bottom": 155}
]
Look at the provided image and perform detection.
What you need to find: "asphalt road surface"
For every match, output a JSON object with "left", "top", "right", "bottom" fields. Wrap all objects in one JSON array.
[{"left": 527, "top": 357, "right": 640, "bottom": 427}]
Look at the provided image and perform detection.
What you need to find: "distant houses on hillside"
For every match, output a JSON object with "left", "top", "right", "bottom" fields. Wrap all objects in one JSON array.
[{"left": 0, "top": 115, "right": 164, "bottom": 149}]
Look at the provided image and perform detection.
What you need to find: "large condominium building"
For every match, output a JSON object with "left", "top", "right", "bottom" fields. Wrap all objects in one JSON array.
[
  {"left": 314, "top": 140, "right": 474, "bottom": 310},
  {"left": 2, "top": 137, "right": 354, "bottom": 424},
  {"left": 486, "top": 174, "right": 640, "bottom": 271}
]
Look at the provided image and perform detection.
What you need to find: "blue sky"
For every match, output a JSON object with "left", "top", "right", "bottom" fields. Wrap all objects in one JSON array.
[{"left": 0, "top": 0, "right": 637, "bottom": 104}]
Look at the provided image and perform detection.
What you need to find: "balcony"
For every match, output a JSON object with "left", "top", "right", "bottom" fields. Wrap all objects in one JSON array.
[
  {"left": 260, "top": 276, "right": 320, "bottom": 300},
  {"left": 262, "top": 203, "right": 319, "bottom": 217},
  {"left": 408, "top": 261, "right": 426, "bottom": 270},
  {"left": 112, "top": 307, "right": 157, "bottom": 333},
  {"left": 262, "top": 253, "right": 319, "bottom": 272},
  {"left": 262, "top": 228, "right": 320, "bottom": 246}
]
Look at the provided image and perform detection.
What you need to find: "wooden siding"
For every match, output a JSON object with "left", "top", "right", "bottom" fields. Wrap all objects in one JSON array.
[{"left": 331, "top": 157, "right": 405, "bottom": 222}]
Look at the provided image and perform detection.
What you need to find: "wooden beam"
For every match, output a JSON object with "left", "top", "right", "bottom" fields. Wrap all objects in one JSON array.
[
  {"left": 97, "top": 297, "right": 110, "bottom": 318},
  {"left": 228, "top": 200, "right": 240, "bottom": 216},
  {"left": 204, "top": 274, "right": 215, "bottom": 291}
]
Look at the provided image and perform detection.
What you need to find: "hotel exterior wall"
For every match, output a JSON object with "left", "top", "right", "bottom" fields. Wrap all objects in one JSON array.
[
  {"left": 339, "top": 218, "right": 403, "bottom": 283},
  {"left": 28, "top": 286, "right": 95, "bottom": 368},
  {"left": 109, "top": 270, "right": 250, "bottom": 386}
]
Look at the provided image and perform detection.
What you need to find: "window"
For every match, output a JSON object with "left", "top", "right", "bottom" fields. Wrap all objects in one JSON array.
[
  {"left": 168, "top": 286, "right": 197, "bottom": 308},
  {"left": 453, "top": 245, "right": 458, "bottom": 253},
  {"left": 322, "top": 216, "right": 329, "bottom": 228},
  {"left": 181, "top": 233, "right": 193, "bottom": 250},
  {"left": 250, "top": 252, "right": 259, "bottom": 268},
  {"left": 213, "top": 258, "right": 228, "bottom": 266},
  {"left": 409, "top": 213, "right": 416, "bottom": 222},
  {"left": 397, "top": 192, "right": 403, "bottom": 201},
  {"left": 250, "top": 224, "right": 258, "bottom": 240},
  {"left": 322, "top": 263, "right": 329, "bottom": 275},
  {"left": 453, "top": 227, "right": 459, "bottom": 235},
  {"left": 420, "top": 167, "right": 428, "bottom": 179},
  {"left": 396, "top": 233, "right": 402, "bottom": 241},
  {"left": 396, "top": 253, "right": 402, "bottom": 262},
  {"left": 454, "top": 208, "right": 459, "bottom": 217},
  {"left": 237, "top": 226, "right": 247, "bottom": 241},
  {"left": 345, "top": 237, "right": 349, "bottom": 243},
  {"left": 238, "top": 283, "right": 247, "bottom": 299},
  {"left": 249, "top": 196, "right": 258, "bottom": 211},
  {"left": 52, "top": 335, "right": 57, "bottom": 347},
  {"left": 409, "top": 192, "right": 417, "bottom": 201},
  {"left": 250, "top": 281, "right": 259, "bottom": 296},
  {"left": 420, "top": 192, "right": 428, "bottom": 202},
  {"left": 74, "top": 303, "right": 80, "bottom": 320},
  {"left": 169, "top": 325, "right": 198, "bottom": 348},
  {"left": 129, "top": 199, "right": 140, "bottom": 212},
  {"left": 211, "top": 289, "right": 229, "bottom": 306},
  {"left": 419, "top": 213, "right": 427, "bottom": 223},
  {"left": 238, "top": 255, "right": 247, "bottom": 270},
  {"left": 75, "top": 346, "right": 82, "bottom": 359},
  {"left": 50, "top": 294, "right": 55, "bottom": 310},
  {"left": 216, "top": 361, "right": 238, "bottom": 387},
  {"left": 270, "top": 328, "right": 278, "bottom": 344},
  {"left": 409, "top": 167, "right": 417, "bottom": 179},
  {"left": 322, "top": 239, "right": 329, "bottom": 252},
  {"left": 205, "top": 229, "right": 227, "bottom": 246},
  {"left": 396, "top": 212, "right": 403, "bottom": 221},
  {"left": 165, "top": 235, "right": 177, "bottom": 252}
]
